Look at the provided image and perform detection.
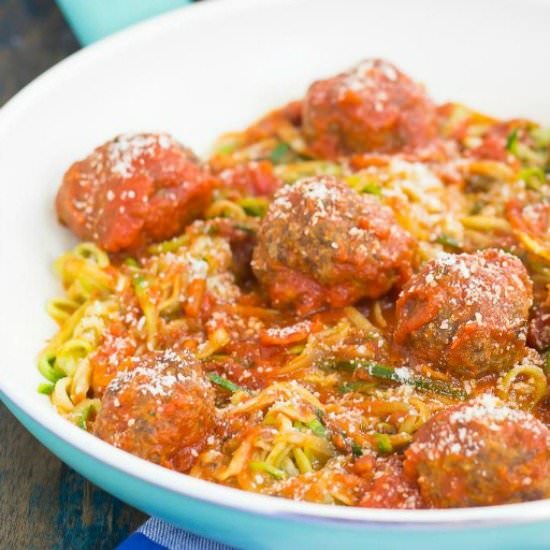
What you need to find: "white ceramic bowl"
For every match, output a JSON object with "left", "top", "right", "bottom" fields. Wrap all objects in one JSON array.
[{"left": 2, "top": 1, "right": 550, "bottom": 548}]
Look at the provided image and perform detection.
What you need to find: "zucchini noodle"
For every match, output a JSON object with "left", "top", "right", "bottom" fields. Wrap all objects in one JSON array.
[
  {"left": 517, "top": 232, "right": 550, "bottom": 262},
  {"left": 218, "top": 383, "right": 334, "bottom": 488},
  {"left": 46, "top": 297, "right": 81, "bottom": 325},
  {"left": 343, "top": 306, "right": 378, "bottom": 334},
  {"left": 277, "top": 320, "right": 350, "bottom": 375},
  {"left": 54, "top": 243, "right": 115, "bottom": 302},
  {"left": 39, "top": 299, "right": 115, "bottom": 416},
  {"left": 197, "top": 328, "right": 230, "bottom": 359},
  {"left": 205, "top": 200, "right": 247, "bottom": 221},
  {"left": 498, "top": 363, "right": 548, "bottom": 410},
  {"left": 371, "top": 301, "right": 387, "bottom": 329},
  {"left": 460, "top": 215, "right": 511, "bottom": 232},
  {"left": 274, "top": 161, "right": 343, "bottom": 184},
  {"left": 466, "top": 160, "right": 516, "bottom": 184},
  {"left": 51, "top": 377, "right": 73, "bottom": 412}
]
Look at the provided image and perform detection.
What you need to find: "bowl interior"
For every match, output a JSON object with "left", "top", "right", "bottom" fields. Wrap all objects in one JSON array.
[{"left": 2, "top": 0, "right": 550, "bottom": 528}]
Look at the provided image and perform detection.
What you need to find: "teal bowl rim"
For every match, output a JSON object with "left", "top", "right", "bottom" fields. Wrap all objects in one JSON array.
[
  {"left": 7, "top": 387, "right": 550, "bottom": 550},
  {"left": 2, "top": 0, "right": 550, "bottom": 530},
  {"left": 3, "top": 382, "right": 550, "bottom": 530}
]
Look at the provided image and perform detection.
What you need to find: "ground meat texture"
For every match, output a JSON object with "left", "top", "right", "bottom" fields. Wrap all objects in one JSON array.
[
  {"left": 303, "top": 59, "right": 437, "bottom": 159},
  {"left": 56, "top": 133, "right": 213, "bottom": 252},
  {"left": 394, "top": 249, "right": 533, "bottom": 378},
  {"left": 93, "top": 350, "right": 215, "bottom": 472},
  {"left": 403, "top": 395, "right": 550, "bottom": 508},
  {"left": 251, "top": 176, "right": 416, "bottom": 314},
  {"left": 529, "top": 303, "right": 550, "bottom": 352},
  {"left": 356, "top": 455, "right": 423, "bottom": 509}
]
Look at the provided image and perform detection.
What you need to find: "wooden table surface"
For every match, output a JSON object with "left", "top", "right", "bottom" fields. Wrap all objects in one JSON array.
[{"left": 0, "top": 1, "right": 146, "bottom": 548}]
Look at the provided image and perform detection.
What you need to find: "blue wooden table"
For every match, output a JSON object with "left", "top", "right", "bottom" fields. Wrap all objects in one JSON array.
[{"left": 0, "top": 1, "right": 146, "bottom": 547}]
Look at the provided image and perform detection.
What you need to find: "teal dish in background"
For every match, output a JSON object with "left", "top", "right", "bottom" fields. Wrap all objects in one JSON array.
[{"left": 55, "top": 0, "right": 192, "bottom": 45}]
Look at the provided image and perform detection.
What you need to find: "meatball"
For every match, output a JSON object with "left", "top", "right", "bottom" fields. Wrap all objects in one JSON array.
[
  {"left": 403, "top": 395, "right": 550, "bottom": 508},
  {"left": 394, "top": 249, "right": 533, "bottom": 378},
  {"left": 303, "top": 59, "right": 437, "bottom": 159},
  {"left": 56, "top": 133, "right": 213, "bottom": 252},
  {"left": 93, "top": 349, "right": 215, "bottom": 472},
  {"left": 357, "top": 455, "right": 423, "bottom": 509},
  {"left": 528, "top": 299, "right": 550, "bottom": 352},
  {"left": 252, "top": 176, "right": 416, "bottom": 314}
]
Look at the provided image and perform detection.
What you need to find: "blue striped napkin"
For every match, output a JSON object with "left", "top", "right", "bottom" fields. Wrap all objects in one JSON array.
[{"left": 117, "top": 518, "right": 234, "bottom": 550}]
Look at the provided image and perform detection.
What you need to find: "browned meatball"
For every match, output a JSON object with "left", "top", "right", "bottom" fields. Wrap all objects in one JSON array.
[
  {"left": 394, "top": 249, "right": 533, "bottom": 378},
  {"left": 93, "top": 349, "right": 215, "bottom": 472},
  {"left": 404, "top": 395, "right": 550, "bottom": 508},
  {"left": 358, "top": 455, "right": 423, "bottom": 509},
  {"left": 56, "top": 133, "right": 213, "bottom": 252},
  {"left": 303, "top": 59, "right": 437, "bottom": 159},
  {"left": 251, "top": 176, "right": 416, "bottom": 314}
]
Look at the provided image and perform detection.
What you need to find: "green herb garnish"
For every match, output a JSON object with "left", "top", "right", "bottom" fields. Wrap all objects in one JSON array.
[
  {"left": 506, "top": 128, "right": 519, "bottom": 153},
  {"left": 351, "top": 441, "right": 363, "bottom": 457},
  {"left": 270, "top": 142, "right": 290, "bottom": 164},
  {"left": 208, "top": 372, "right": 244, "bottom": 393},
  {"left": 332, "top": 360, "right": 467, "bottom": 400}
]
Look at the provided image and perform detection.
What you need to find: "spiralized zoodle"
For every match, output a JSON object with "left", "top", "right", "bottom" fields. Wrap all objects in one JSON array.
[{"left": 40, "top": 58, "right": 550, "bottom": 509}]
